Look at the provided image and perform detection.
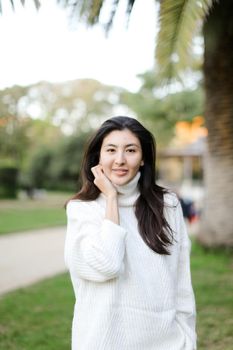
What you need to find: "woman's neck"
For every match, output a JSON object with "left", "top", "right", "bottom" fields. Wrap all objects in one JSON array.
[
  {"left": 98, "top": 172, "right": 140, "bottom": 207},
  {"left": 114, "top": 172, "right": 140, "bottom": 195}
]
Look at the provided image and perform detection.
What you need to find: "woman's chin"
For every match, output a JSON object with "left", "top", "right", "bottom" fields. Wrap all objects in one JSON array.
[{"left": 111, "top": 176, "right": 130, "bottom": 186}]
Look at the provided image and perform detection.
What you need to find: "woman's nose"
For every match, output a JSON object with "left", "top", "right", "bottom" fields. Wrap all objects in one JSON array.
[{"left": 115, "top": 151, "right": 125, "bottom": 164}]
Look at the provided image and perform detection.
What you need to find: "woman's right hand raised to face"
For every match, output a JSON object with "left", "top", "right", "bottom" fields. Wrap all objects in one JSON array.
[{"left": 91, "top": 165, "right": 117, "bottom": 198}]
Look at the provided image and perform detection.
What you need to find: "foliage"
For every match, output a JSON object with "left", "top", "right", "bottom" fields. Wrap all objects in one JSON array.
[
  {"left": 24, "top": 131, "right": 91, "bottom": 191},
  {"left": 121, "top": 70, "right": 204, "bottom": 144},
  {"left": 0, "top": 0, "right": 40, "bottom": 13},
  {"left": 0, "top": 0, "right": 213, "bottom": 81},
  {"left": 47, "top": 132, "right": 90, "bottom": 189},
  {"left": 26, "top": 146, "right": 55, "bottom": 188},
  {"left": 0, "top": 79, "right": 125, "bottom": 191},
  {"left": 0, "top": 84, "right": 63, "bottom": 168},
  {"left": 156, "top": 0, "right": 213, "bottom": 82},
  {"left": 0, "top": 166, "right": 18, "bottom": 199},
  {"left": 55, "top": 0, "right": 212, "bottom": 83},
  {"left": 0, "top": 79, "right": 120, "bottom": 145}
]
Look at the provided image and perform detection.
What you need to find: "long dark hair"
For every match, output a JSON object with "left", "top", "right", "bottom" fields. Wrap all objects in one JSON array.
[{"left": 70, "top": 116, "right": 174, "bottom": 255}]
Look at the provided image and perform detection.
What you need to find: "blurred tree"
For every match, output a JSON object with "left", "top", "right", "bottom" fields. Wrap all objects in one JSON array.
[
  {"left": 26, "top": 131, "right": 91, "bottom": 191},
  {"left": 0, "top": 79, "right": 125, "bottom": 191},
  {"left": 0, "top": 166, "right": 18, "bottom": 199},
  {"left": 27, "top": 146, "right": 54, "bottom": 189},
  {"left": 12, "top": 79, "right": 122, "bottom": 134},
  {"left": 0, "top": 86, "right": 29, "bottom": 165},
  {"left": 0, "top": 78, "right": 124, "bottom": 160},
  {"left": 48, "top": 132, "right": 92, "bottom": 191},
  {"left": 121, "top": 70, "right": 204, "bottom": 145}
]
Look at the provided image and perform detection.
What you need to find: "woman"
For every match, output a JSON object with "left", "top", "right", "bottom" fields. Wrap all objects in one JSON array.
[{"left": 64, "top": 116, "right": 197, "bottom": 350}]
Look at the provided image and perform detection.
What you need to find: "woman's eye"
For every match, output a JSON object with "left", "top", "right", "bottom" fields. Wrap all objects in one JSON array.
[
  {"left": 127, "top": 149, "right": 136, "bottom": 153},
  {"left": 107, "top": 148, "right": 115, "bottom": 153}
]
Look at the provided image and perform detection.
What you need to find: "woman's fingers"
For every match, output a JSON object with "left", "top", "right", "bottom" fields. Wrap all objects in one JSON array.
[
  {"left": 91, "top": 165, "right": 103, "bottom": 178},
  {"left": 91, "top": 165, "right": 116, "bottom": 196},
  {"left": 91, "top": 165, "right": 98, "bottom": 177}
]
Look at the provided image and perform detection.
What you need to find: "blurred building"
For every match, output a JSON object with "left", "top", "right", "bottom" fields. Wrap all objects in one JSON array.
[
  {"left": 158, "top": 136, "right": 206, "bottom": 184},
  {"left": 158, "top": 117, "right": 207, "bottom": 219},
  {"left": 158, "top": 116, "right": 207, "bottom": 185}
]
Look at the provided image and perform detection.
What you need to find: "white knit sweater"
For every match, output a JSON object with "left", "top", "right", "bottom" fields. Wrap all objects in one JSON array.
[{"left": 64, "top": 174, "right": 197, "bottom": 350}]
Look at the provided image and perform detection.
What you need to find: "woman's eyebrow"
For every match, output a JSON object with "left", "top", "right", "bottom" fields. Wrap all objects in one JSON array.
[
  {"left": 103, "top": 143, "right": 117, "bottom": 148},
  {"left": 126, "top": 143, "right": 140, "bottom": 148},
  {"left": 103, "top": 143, "right": 140, "bottom": 148}
]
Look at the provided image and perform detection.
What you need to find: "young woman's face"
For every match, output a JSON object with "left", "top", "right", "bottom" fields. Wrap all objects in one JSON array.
[{"left": 99, "top": 129, "right": 144, "bottom": 186}]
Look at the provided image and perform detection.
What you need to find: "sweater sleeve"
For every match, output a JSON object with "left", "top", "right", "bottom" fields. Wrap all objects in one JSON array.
[
  {"left": 64, "top": 200, "right": 127, "bottom": 283},
  {"left": 174, "top": 199, "right": 197, "bottom": 349}
]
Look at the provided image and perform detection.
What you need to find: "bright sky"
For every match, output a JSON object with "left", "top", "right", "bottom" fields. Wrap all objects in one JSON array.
[{"left": 0, "top": 0, "right": 158, "bottom": 92}]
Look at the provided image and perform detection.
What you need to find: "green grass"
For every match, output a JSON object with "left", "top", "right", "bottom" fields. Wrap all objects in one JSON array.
[
  {"left": 0, "top": 192, "right": 71, "bottom": 234},
  {"left": 191, "top": 241, "right": 233, "bottom": 350},
  {"left": 0, "top": 208, "right": 66, "bottom": 234},
  {"left": 0, "top": 274, "right": 74, "bottom": 350},
  {"left": 0, "top": 240, "right": 232, "bottom": 350}
]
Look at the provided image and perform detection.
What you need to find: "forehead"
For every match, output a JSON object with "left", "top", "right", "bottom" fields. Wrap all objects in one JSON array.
[{"left": 102, "top": 129, "right": 140, "bottom": 146}]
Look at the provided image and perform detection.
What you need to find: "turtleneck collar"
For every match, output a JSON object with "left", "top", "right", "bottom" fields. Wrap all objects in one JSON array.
[
  {"left": 114, "top": 171, "right": 140, "bottom": 195},
  {"left": 97, "top": 172, "right": 141, "bottom": 208}
]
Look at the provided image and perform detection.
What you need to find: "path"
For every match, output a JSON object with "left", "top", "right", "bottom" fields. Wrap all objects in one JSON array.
[{"left": 0, "top": 227, "right": 67, "bottom": 295}]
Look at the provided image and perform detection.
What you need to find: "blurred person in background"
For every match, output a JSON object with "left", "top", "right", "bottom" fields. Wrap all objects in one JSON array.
[
  {"left": 64, "top": 116, "right": 197, "bottom": 350},
  {"left": 179, "top": 197, "right": 198, "bottom": 224}
]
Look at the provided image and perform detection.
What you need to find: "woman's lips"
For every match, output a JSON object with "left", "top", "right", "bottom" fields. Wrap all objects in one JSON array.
[{"left": 112, "top": 169, "right": 128, "bottom": 176}]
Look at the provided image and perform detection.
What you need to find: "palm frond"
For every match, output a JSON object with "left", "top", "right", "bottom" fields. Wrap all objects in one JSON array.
[
  {"left": 0, "top": 0, "right": 133, "bottom": 31},
  {"left": 156, "top": 0, "right": 214, "bottom": 83},
  {"left": 57, "top": 0, "right": 135, "bottom": 32},
  {"left": 105, "top": 0, "right": 121, "bottom": 32},
  {"left": 126, "top": 0, "right": 136, "bottom": 16},
  {"left": 89, "top": 0, "right": 105, "bottom": 24},
  {"left": 10, "top": 0, "right": 14, "bottom": 11},
  {"left": 33, "top": 0, "right": 40, "bottom": 10},
  {"left": 0, "top": 0, "right": 40, "bottom": 14},
  {"left": 125, "top": 0, "right": 136, "bottom": 28}
]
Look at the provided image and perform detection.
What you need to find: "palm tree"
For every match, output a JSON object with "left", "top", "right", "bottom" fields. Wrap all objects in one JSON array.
[
  {"left": 200, "top": 0, "right": 233, "bottom": 247},
  {"left": 157, "top": 0, "right": 233, "bottom": 248},
  {"left": 1, "top": 0, "right": 233, "bottom": 247}
]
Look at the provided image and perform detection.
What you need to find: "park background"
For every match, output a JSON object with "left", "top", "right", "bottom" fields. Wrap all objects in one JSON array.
[{"left": 0, "top": 0, "right": 232, "bottom": 349}]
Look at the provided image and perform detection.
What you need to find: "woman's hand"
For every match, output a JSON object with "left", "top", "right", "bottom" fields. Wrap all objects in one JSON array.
[
  {"left": 91, "top": 165, "right": 119, "bottom": 224},
  {"left": 91, "top": 165, "right": 117, "bottom": 198}
]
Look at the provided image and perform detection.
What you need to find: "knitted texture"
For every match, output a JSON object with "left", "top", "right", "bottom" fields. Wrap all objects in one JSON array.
[{"left": 64, "top": 176, "right": 197, "bottom": 350}]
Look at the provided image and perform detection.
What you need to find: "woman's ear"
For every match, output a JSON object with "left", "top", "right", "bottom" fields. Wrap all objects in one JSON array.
[{"left": 140, "top": 160, "right": 144, "bottom": 166}]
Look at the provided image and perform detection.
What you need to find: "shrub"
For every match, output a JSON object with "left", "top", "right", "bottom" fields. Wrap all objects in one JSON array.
[{"left": 0, "top": 166, "right": 18, "bottom": 199}]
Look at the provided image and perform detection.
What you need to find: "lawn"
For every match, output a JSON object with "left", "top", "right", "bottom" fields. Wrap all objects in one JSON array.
[
  {"left": 0, "top": 192, "right": 72, "bottom": 234},
  {"left": 191, "top": 242, "right": 233, "bottom": 350},
  {"left": 0, "top": 240, "right": 232, "bottom": 350},
  {"left": 0, "top": 274, "right": 74, "bottom": 350}
]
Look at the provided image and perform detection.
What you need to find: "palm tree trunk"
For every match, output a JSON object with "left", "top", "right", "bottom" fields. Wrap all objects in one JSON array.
[{"left": 198, "top": 0, "right": 233, "bottom": 247}]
